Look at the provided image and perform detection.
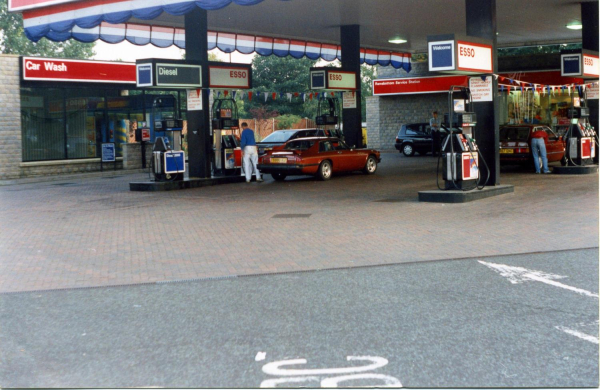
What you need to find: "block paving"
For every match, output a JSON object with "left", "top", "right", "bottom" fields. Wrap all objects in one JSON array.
[{"left": 0, "top": 152, "right": 597, "bottom": 293}]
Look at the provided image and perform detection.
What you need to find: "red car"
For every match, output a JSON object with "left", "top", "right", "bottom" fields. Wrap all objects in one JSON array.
[
  {"left": 499, "top": 124, "right": 566, "bottom": 166},
  {"left": 257, "top": 137, "right": 381, "bottom": 181}
]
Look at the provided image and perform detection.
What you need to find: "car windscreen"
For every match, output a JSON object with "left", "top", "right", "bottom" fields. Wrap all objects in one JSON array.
[
  {"left": 284, "top": 140, "right": 315, "bottom": 150},
  {"left": 261, "top": 131, "right": 295, "bottom": 143},
  {"left": 500, "top": 127, "right": 530, "bottom": 141}
]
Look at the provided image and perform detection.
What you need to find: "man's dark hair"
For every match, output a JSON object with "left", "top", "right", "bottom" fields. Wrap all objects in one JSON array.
[
  {"left": 241, "top": 122, "right": 248, "bottom": 127},
  {"left": 433, "top": 111, "right": 438, "bottom": 115}
]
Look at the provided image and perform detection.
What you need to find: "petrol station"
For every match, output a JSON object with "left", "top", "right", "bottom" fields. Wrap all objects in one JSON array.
[{"left": 1, "top": 0, "right": 598, "bottom": 200}]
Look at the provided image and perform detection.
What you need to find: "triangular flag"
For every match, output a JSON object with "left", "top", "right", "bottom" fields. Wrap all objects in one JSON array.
[
  {"left": 248, "top": 91, "right": 253, "bottom": 101},
  {"left": 309, "top": 93, "right": 313, "bottom": 100},
  {"left": 287, "top": 93, "right": 292, "bottom": 102},
  {"left": 224, "top": 90, "right": 229, "bottom": 97},
  {"left": 302, "top": 93, "right": 306, "bottom": 102},
  {"left": 264, "top": 92, "right": 268, "bottom": 103},
  {"left": 196, "top": 88, "right": 201, "bottom": 98},
  {"left": 294, "top": 92, "right": 299, "bottom": 97}
]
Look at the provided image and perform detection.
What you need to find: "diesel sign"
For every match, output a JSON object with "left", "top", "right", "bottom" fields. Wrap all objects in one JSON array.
[{"left": 156, "top": 64, "right": 202, "bottom": 88}]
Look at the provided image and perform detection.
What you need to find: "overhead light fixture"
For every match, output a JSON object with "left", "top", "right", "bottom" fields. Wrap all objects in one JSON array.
[
  {"left": 566, "top": 23, "right": 583, "bottom": 30},
  {"left": 388, "top": 38, "right": 407, "bottom": 44}
]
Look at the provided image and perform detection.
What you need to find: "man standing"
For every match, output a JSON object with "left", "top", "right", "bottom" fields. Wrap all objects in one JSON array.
[
  {"left": 530, "top": 127, "right": 550, "bottom": 174},
  {"left": 430, "top": 111, "right": 441, "bottom": 156},
  {"left": 240, "top": 122, "right": 263, "bottom": 183}
]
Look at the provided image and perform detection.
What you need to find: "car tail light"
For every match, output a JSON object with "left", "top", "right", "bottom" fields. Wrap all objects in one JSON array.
[{"left": 396, "top": 138, "right": 400, "bottom": 143}]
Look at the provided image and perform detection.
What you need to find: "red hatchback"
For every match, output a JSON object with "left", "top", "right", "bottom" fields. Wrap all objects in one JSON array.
[
  {"left": 257, "top": 137, "right": 381, "bottom": 181},
  {"left": 499, "top": 124, "right": 566, "bottom": 166}
]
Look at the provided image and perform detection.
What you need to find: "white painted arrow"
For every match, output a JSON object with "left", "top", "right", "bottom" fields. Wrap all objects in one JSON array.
[{"left": 478, "top": 261, "right": 598, "bottom": 299}]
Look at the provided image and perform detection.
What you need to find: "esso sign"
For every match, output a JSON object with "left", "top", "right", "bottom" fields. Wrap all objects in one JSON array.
[
  {"left": 460, "top": 47, "right": 476, "bottom": 58},
  {"left": 583, "top": 54, "right": 599, "bottom": 77},
  {"left": 209, "top": 66, "right": 251, "bottom": 89},
  {"left": 327, "top": 71, "right": 357, "bottom": 90},
  {"left": 457, "top": 41, "right": 493, "bottom": 73},
  {"left": 230, "top": 70, "right": 247, "bottom": 79}
]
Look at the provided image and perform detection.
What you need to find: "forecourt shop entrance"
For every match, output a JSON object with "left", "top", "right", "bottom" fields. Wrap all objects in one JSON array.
[{"left": 6, "top": 0, "right": 599, "bottom": 190}]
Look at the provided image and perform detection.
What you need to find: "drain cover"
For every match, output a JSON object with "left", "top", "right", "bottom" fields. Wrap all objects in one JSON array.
[{"left": 272, "top": 214, "right": 312, "bottom": 219}]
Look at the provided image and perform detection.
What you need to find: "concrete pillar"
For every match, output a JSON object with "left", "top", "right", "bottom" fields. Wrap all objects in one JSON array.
[
  {"left": 465, "top": 0, "right": 500, "bottom": 185},
  {"left": 340, "top": 25, "right": 363, "bottom": 148},
  {"left": 185, "top": 8, "right": 211, "bottom": 178},
  {"left": 582, "top": 2, "right": 599, "bottom": 130}
]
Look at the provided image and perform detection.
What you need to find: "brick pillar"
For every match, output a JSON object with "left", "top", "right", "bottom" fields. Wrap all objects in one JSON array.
[{"left": 0, "top": 54, "right": 22, "bottom": 180}]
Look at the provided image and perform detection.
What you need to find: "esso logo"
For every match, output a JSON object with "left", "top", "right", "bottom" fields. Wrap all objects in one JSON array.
[
  {"left": 460, "top": 47, "right": 476, "bottom": 58},
  {"left": 584, "top": 57, "right": 594, "bottom": 66},
  {"left": 329, "top": 73, "right": 343, "bottom": 81},
  {"left": 229, "top": 70, "right": 247, "bottom": 79}
]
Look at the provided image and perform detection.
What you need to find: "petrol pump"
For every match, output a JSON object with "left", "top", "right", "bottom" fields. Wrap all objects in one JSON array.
[
  {"left": 438, "top": 86, "right": 489, "bottom": 191},
  {"left": 211, "top": 97, "right": 242, "bottom": 176},
  {"left": 310, "top": 67, "right": 358, "bottom": 142},
  {"left": 151, "top": 133, "right": 185, "bottom": 182},
  {"left": 564, "top": 106, "right": 596, "bottom": 166},
  {"left": 315, "top": 95, "right": 341, "bottom": 136}
]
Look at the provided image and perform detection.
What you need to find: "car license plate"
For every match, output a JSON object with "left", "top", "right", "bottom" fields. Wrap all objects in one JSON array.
[
  {"left": 500, "top": 149, "right": 514, "bottom": 154},
  {"left": 271, "top": 158, "right": 287, "bottom": 163}
]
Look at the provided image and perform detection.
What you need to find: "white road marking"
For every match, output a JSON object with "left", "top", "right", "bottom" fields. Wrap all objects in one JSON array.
[
  {"left": 320, "top": 373, "right": 402, "bottom": 388},
  {"left": 262, "top": 356, "right": 388, "bottom": 376},
  {"left": 255, "top": 352, "right": 267, "bottom": 361},
  {"left": 555, "top": 326, "right": 599, "bottom": 344},
  {"left": 260, "top": 376, "right": 320, "bottom": 388},
  {"left": 478, "top": 261, "right": 598, "bottom": 298}
]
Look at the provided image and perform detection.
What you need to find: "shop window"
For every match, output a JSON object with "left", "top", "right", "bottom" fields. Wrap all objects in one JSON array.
[{"left": 21, "top": 88, "right": 66, "bottom": 162}]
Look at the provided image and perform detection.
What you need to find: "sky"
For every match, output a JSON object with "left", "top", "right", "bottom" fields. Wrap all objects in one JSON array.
[{"left": 92, "top": 40, "right": 254, "bottom": 63}]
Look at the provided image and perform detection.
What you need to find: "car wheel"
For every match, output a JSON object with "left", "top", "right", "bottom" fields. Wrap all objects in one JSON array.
[
  {"left": 402, "top": 143, "right": 415, "bottom": 157},
  {"left": 363, "top": 155, "right": 378, "bottom": 174},
  {"left": 317, "top": 160, "right": 333, "bottom": 181},
  {"left": 272, "top": 172, "right": 287, "bottom": 181}
]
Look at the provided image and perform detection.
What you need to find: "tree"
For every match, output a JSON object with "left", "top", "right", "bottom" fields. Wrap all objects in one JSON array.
[
  {"left": 360, "top": 64, "right": 377, "bottom": 119},
  {"left": 248, "top": 55, "right": 317, "bottom": 117},
  {"left": 0, "top": 2, "right": 95, "bottom": 58}
]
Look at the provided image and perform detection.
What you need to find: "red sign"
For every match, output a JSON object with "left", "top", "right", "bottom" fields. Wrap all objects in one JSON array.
[
  {"left": 373, "top": 75, "right": 468, "bottom": 96},
  {"left": 9, "top": 0, "right": 78, "bottom": 12},
  {"left": 141, "top": 128, "right": 150, "bottom": 142},
  {"left": 22, "top": 57, "right": 136, "bottom": 84}
]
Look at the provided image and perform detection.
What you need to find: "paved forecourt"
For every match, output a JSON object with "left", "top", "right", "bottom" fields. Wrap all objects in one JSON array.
[{"left": 0, "top": 153, "right": 597, "bottom": 293}]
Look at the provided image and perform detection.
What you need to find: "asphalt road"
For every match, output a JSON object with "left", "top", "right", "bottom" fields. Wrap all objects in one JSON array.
[{"left": 1, "top": 248, "right": 598, "bottom": 388}]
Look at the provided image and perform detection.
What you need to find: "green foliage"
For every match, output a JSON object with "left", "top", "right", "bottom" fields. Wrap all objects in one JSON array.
[
  {"left": 0, "top": 1, "right": 95, "bottom": 58},
  {"left": 276, "top": 114, "right": 302, "bottom": 129},
  {"left": 248, "top": 55, "right": 317, "bottom": 117},
  {"left": 360, "top": 64, "right": 376, "bottom": 118}
]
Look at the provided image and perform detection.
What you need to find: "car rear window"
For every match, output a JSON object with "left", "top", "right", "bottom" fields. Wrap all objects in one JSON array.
[
  {"left": 261, "top": 131, "right": 295, "bottom": 143},
  {"left": 500, "top": 127, "right": 530, "bottom": 141},
  {"left": 284, "top": 140, "right": 315, "bottom": 150}
]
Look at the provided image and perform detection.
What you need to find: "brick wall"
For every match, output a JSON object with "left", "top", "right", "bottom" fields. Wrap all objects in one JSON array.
[
  {"left": 366, "top": 94, "right": 446, "bottom": 150},
  {"left": 0, "top": 55, "right": 22, "bottom": 180},
  {"left": 366, "top": 61, "right": 446, "bottom": 151},
  {"left": 123, "top": 142, "right": 153, "bottom": 170}
]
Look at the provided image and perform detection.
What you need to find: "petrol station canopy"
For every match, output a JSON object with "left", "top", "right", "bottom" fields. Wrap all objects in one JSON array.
[{"left": 13, "top": 0, "right": 593, "bottom": 66}]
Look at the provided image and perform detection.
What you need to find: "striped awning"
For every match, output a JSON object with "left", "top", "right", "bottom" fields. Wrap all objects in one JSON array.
[{"left": 19, "top": 0, "right": 412, "bottom": 71}]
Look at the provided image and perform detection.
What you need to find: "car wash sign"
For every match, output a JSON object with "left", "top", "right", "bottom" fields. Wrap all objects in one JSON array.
[
  {"left": 137, "top": 59, "right": 202, "bottom": 88},
  {"left": 23, "top": 57, "right": 136, "bottom": 83},
  {"left": 561, "top": 50, "right": 600, "bottom": 79},
  {"left": 428, "top": 34, "right": 493, "bottom": 74}
]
